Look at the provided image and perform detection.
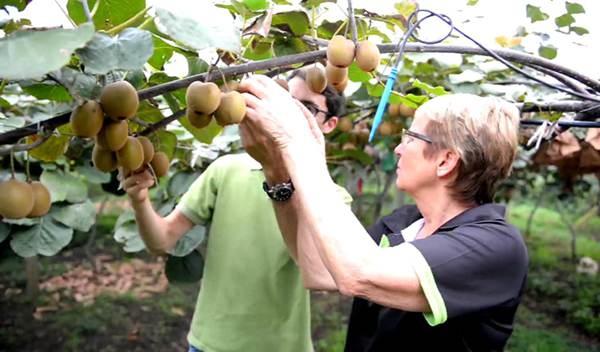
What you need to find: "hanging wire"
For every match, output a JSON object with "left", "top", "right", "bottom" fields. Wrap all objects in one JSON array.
[{"left": 369, "top": 9, "right": 600, "bottom": 142}]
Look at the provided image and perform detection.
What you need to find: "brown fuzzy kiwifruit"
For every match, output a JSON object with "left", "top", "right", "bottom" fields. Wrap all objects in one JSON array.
[
  {"left": 0, "top": 179, "right": 34, "bottom": 219},
  {"left": 356, "top": 128, "right": 370, "bottom": 145},
  {"left": 150, "top": 151, "right": 169, "bottom": 177},
  {"left": 92, "top": 144, "right": 118, "bottom": 172},
  {"left": 306, "top": 65, "right": 327, "bottom": 94},
  {"left": 274, "top": 78, "right": 289, "bottom": 91},
  {"left": 117, "top": 137, "right": 144, "bottom": 171},
  {"left": 355, "top": 40, "right": 381, "bottom": 72},
  {"left": 186, "top": 82, "right": 221, "bottom": 115},
  {"left": 337, "top": 118, "right": 353, "bottom": 133},
  {"left": 327, "top": 35, "right": 355, "bottom": 68},
  {"left": 398, "top": 104, "right": 416, "bottom": 117},
  {"left": 379, "top": 121, "right": 395, "bottom": 136},
  {"left": 325, "top": 62, "right": 348, "bottom": 85},
  {"left": 28, "top": 182, "right": 51, "bottom": 217},
  {"left": 100, "top": 81, "right": 139, "bottom": 121},
  {"left": 388, "top": 103, "right": 401, "bottom": 117},
  {"left": 331, "top": 76, "right": 348, "bottom": 93},
  {"left": 187, "top": 110, "right": 213, "bottom": 129},
  {"left": 70, "top": 100, "right": 104, "bottom": 138},
  {"left": 214, "top": 91, "right": 246, "bottom": 126},
  {"left": 137, "top": 136, "right": 155, "bottom": 165},
  {"left": 96, "top": 120, "right": 128, "bottom": 151}
]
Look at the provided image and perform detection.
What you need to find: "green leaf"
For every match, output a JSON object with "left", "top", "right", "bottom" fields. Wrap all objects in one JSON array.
[
  {"left": 179, "top": 115, "right": 222, "bottom": 145},
  {"left": 0, "top": 23, "right": 94, "bottom": 80},
  {"left": 50, "top": 200, "right": 96, "bottom": 232},
  {"left": 394, "top": 1, "right": 418, "bottom": 18},
  {"left": 382, "top": 151, "right": 397, "bottom": 172},
  {"left": 348, "top": 61, "right": 371, "bottom": 83},
  {"left": 243, "top": 0, "right": 269, "bottom": 11},
  {"left": 272, "top": 11, "right": 309, "bottom": 37},
  {"left": 57, "top": 67, "right": 101, "bottom": 100},
  {"left": 538, "top": 45, "right": 557, "bottom": 59},
  {"left": 114, "top": 222, "right": 145, "bottom": 252},
  {"left": 526, "top": 4, "right": 549, "bottom": 23},
  {"left": 0, "top": 116, "right": 26, "bottom": 134},
  {"left": 0, "top": 0, "right": 29, "bottom": 11},
  {"left": 300, "top": 0, "right": 333, "bottom": 8},
  {"left": 243, "top": 38, "right": 274, "bottom": 60},
  {"left": 412, "top": 79, "right": 448, "bottom": 96},
  {"left": 21, "top": 83, "right": 72, "bottom": 102},
  {"left": 41, "top": 169, "right": 88, "bottom": 203},
  {"left": 448, "top": 69, "right": 485, "bottom": 84},
  {"left": 273, "top": 36, "right": 309, "bottom": 56},
  {"left": 155, "top": 5, "right": 241, "bottom": 53},
  {"left": 76, "top": 165, "right": 111, "bottom": 184},
  {"left": 168, "top": 225, "right": 206, "bottom": 257},
  {"left": 10, "top": 217, "right": 73, "bottom": 257},
  {"left": 330, "top": 149, "right": 374, "bottom": 166},
  {"left": 151, "top": 130, "right": 178, "bottom": 159},
  {"left": 187, "top": 56, "right": 210, "bottom": 76},
  {"left": 165, "top": 250, "right": 204, "bottom": 283},
  {"left": 467, "top": 0, "right": 478, "bottom": 5},
  {"left": 148, "top": 35, "right": 175, "bottom": 70},
  {"left": 28, "top": 134, "right": 70, "bottom": 162},
  {"left": 0, "top": 222, "right": 9, "bottom": 243},
  {"left": 566, "top": 2, "right": 585, "bottom": 14},
  {"left": 570, "top": 26, "right": 589, "bottom": 35},
  {"left": 555, "top": 13, "right": 575, "bottom": 27},
  {"left": 167, "top": 171, "right": 200, "bottom": 198},
  {"left": 76, "top": 28, "right": 153, "bottom": 74},
  {"left": 0, "top": 97, "right": 10, "bottom": 109},
  {"left": 137, "top": 101, "right": 164, "bottom": 123},
  {"left": 66, "top": 0, "right": 146, "bottom": 31},
  {"left": 2, "top": 18, "right": 32, "bottom": 34}
]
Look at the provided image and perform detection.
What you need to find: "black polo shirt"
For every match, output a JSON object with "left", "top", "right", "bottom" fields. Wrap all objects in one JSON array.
[{"left": 344, "top": 204, "right": 528, "bottom": 352}]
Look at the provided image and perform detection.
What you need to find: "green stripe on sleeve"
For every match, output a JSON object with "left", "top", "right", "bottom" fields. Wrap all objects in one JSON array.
[
  {"left": 379, "top": 235, "right": 390, "bottom": 248},
  {"left": 401, "top": 243, "right": 448, "bottom": 326}
]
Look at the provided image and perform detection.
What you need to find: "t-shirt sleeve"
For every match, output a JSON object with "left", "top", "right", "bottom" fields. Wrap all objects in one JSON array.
[
  {"left": 408, "top": 222, "right": 528, "bottom": 326},
  {"left": 175, "top": 158, "right": 225, "bottom": 225}
]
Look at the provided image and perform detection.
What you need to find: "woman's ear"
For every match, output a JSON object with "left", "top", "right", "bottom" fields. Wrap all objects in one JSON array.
[
  {"left": 321, "top": 116, "right": 338, "bottom": 134},
  {"left": 436, "top": 149, "right": 460, "bottom": 178}
]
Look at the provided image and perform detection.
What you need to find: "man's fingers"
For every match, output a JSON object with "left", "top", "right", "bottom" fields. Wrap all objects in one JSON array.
[
  {"left": 242, "top": 92, "right": 261, "bottom": 110},
  {"left": 239, "top": 76, "right": 270, "bottom": 99},
  {"left": 294, "top": 100, "right": 324, "bottom": 143}
]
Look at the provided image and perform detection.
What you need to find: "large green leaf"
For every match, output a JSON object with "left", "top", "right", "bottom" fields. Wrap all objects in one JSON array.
[
  {"left": 0, "top": 0, "right": 29, "bottom": 11},
  {"left": 10, "top": 217, "right": 73, "bottom": 257},
  {"left": 167, "top": 171, "right": 201, "bottom": 198},
  {"left": 526, "top": 4, "right": 549, "bottom": 23},
  {"left": 76, "top": 165, "right": 111, "bottom": 184},
  {"left": 76, "top": 28, "right": 153, "bottom": 74},
  {"left": 168, "top": 225, "right": 206, "bottom": 257},
  {"left": 151, "top": 130, "right": 178, "bottom": 159},
  {"left": 555, "top": 13, "right": 575, "bottom": 27},
  {"left": 114, "top": 223, "right": 145, "bottom": 252},
  {"left": 0, "top": 222, "right": 9, "bottom": 243},
  {"left": 21, "top": 83, "right": 72, "bottom": 102},
  {"left": 67, "top": 0, "right": 146, "bottom": 31},
  {"left": 348, "top": 61, "right": 371, "bottom": 83},
  {"left": 412, "top": 79, "right": 448, "bottom": 96},
  {"left": 41, "top": 169, "right": 88, "bottom": 203},
  {"left": 50, "top": 200, "right": 96, "bottom": 232},
  {"left": 271, "top": 11, "right": 309, "bottom": 37},
  {"left": 179, "top": 116, "right": 222, "bottom": 145},
  {"left": 28, "top": 134, "right": 70, "bottom": 162},
  {"left": 137, "top": 101, "right": 164, "bottom": 123},
  {"left": 57, "top": 67, "right": 101, "bottom": 100},
  {"left": 273, "top": 36, "right": 309, "bottom": 57},
  {"left": 0, "top": 23, "right": 94, "bottom": 80},
  {"left": 243, "top": 0, "right": 269, "bottom": 11},
  {"left": 165, "top": 250, "right": 204, "bottom": 283},
  {"left": 566, "top": 2, "right": 585, "bottom": 14},
  {"left": 155, "top": 3, "right": 241, "bottom": 53},
  {"left": 148, "top": 35, "right": 175, "bottom": 70}
]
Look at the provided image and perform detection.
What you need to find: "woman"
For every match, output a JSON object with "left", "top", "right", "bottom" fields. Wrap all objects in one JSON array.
[{"left": 239, "top": 75, "right": 528, "bottom": 351}]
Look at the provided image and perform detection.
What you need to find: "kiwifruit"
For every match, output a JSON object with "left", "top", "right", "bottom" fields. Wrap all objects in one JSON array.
[
  {"left": 337, "top": 118, "right": 353, "bottom": 133},
  {"left": 96, "top": 120, "right": 128, "bottom": 151},
  {"left": 117, "top": 136, "right": 144, "bottom": 171},
  {"left": 92, "top": 144, "right": 118, "bottom": 172},
  {"left": 332, "top": 76, "right": 348, "bottom": 93},
  {"left": 70, "top": 100, "right": 104, "bottom": 138},
  {"left": 186, "top": 82, "right": 221, "bottom": 115},
  {"left": 137, "top": 136, "right": 155, "bottom": 165},
  {"left": 342, "top": 142, "right": 356, "bottom": 151},
  {"left": 150, "top": 151, "right": 169, "bottom": 177},
  {"left": 0, "top": 179, "right": 34, "bottom": 219},
  {"left": 100, "top": 81, "right": 139, "bottom": 121},
  {"left": 356, "top": 128, "right": 370, "bottom": 145},
  {"left": 274, "top": 78, "right": 289, "bottom": 91},
  {"left": 379, "top": 121, "right": 394, "bottom": 136},
  {"left": 28, "top": 181, "right": 51, "bottom": 217},
  {"left": 306, "top": 65, "right": 327, "bottom": 94},
  {"left": 187, "top": 110, "right": 213, "bottom": 129},
  {"left": 388, "top": 103, "right": 401, "bottom": 117},
  {"left": 214, "top": 91, "right": 246, "bottom": 126},
  {"left": 327, "top": 35, "right": 355, "bottom": 68},
  {"left": 399, "top": 104, "right": 416, "bottom": 117},
  {"left": 355, "top": 40, "right": 381, "bottom": 72},
  {"left": 325, "top": 62, "right": 348, "bottom": 85}
]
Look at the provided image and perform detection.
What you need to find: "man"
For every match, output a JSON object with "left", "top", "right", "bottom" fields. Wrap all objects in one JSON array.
[
  {"left": 239, "top": 76, "right": 529, "bottom": 351},
  {"left": 122, "top": 70, "right": 349, "bottom": 352}
]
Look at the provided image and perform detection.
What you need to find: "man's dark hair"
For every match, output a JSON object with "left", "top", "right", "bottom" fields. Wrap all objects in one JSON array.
[{"left": 288, "top": 69, "right": 346, "bottom": 121}]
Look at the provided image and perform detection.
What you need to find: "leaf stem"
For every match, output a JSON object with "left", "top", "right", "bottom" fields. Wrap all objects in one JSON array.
[{"left": 106, "top": 7, "right": 151, "bottom": 35}]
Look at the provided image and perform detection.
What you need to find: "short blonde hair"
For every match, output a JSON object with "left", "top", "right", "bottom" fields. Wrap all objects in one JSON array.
[{"left": 417, "top": 94, "right": 520, "bottom": 204}]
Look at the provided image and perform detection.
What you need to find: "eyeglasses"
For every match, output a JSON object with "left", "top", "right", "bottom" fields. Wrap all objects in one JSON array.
[
  {"left": 299, "top": 100, "right": 332, "bottom": 118},
  {"left": 400, "top": 128, "right": 433, "bottom": 145}
]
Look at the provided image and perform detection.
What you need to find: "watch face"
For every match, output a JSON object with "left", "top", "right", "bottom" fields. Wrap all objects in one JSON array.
[{"left": 275, "top": 187, "right": 293, "bottom": 201}]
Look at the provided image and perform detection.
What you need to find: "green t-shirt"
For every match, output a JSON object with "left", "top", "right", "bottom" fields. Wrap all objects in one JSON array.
[{"left": 177, "top": 153, "right": 351, "bottom": 352}]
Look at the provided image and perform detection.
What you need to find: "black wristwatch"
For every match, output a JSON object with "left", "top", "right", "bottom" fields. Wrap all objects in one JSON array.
[{"left": 262, "top": 179, "right": 295, "bottom": 202}]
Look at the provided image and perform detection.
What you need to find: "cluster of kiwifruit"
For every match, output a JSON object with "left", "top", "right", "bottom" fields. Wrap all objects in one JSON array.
[
  {"left": 0, "top": 177, "right": 52, "bottom": 219},
  {"left": 185, "top": 81, "right": 247, "bottom": 129},
  {"left": 305, "top": 35, "right": 381, "bottom": 95},
  {"left": 70, "top": 80, "right": 170, "bottom": 178}
]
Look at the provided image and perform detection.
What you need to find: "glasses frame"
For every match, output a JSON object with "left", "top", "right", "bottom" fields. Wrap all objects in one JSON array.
[
  {"left": 299, "top": 100, "right": 333, "bottom": 118},
  {"left": 401, "top": 128, "right": 433, "bottom": 144}
]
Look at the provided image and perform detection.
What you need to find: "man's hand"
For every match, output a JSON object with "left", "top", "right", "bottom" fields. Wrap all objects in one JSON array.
[{"left": 121, "top": 169, "right": 155, "bottom": 205}]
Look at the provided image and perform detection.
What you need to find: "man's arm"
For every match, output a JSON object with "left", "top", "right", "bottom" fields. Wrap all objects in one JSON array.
[{"left": 123, "top": 170, "right": 194, "bottom": 255}]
